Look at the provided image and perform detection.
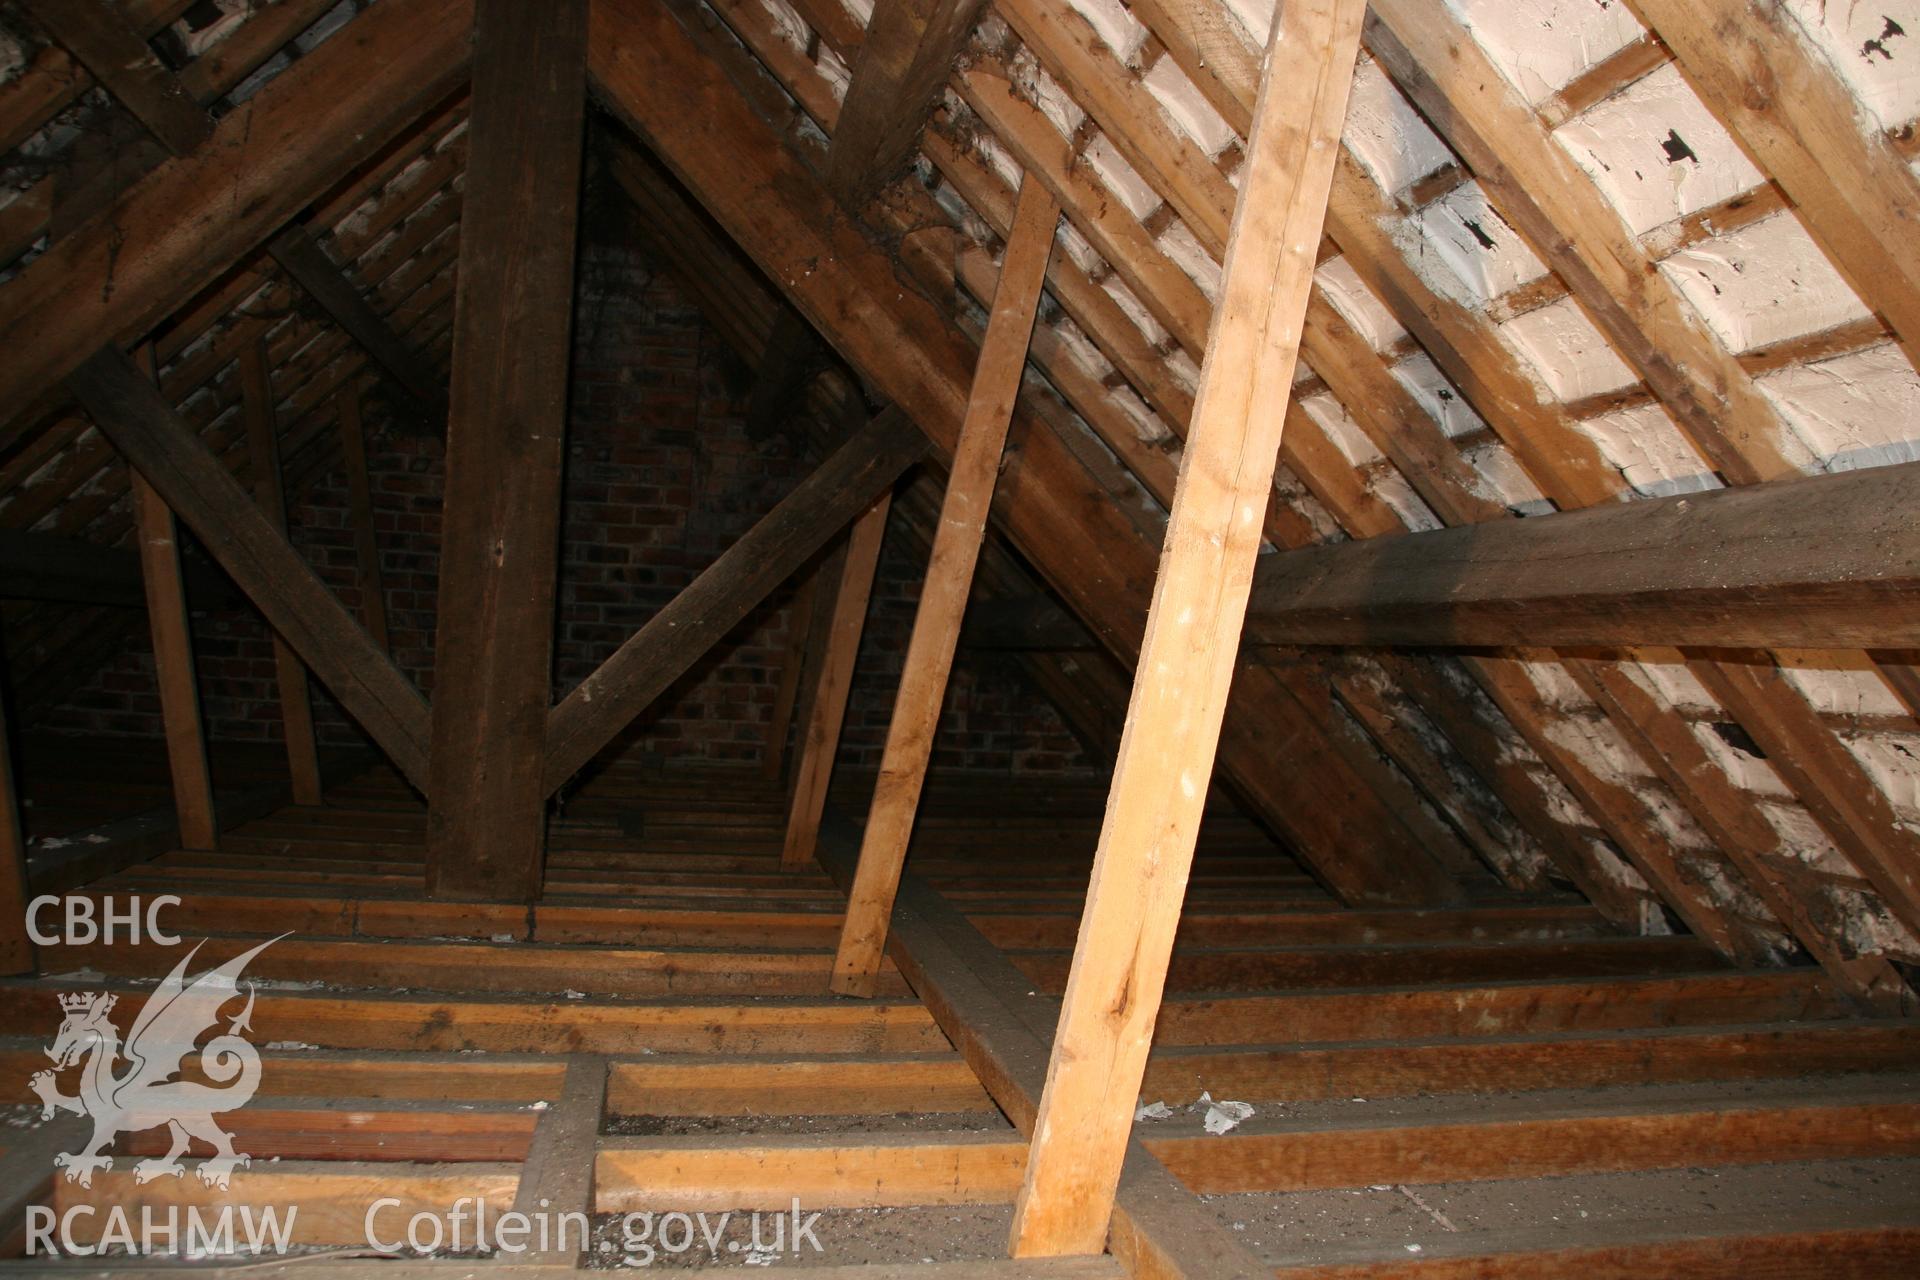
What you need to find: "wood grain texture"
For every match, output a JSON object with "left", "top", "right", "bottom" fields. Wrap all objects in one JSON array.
[
  {"left": 425, "top": 0, "right": 588, "bottom": 901},
  {"left": 1236, "top": 462, "right": 1920, "bottom": 649},
  {"left": 825, "top": 0, "right": 990, "bottom": 206},
  {"left": 831, "top": 176, "right": 1058, "bottom": 997},
  {"left": 1009, "top": 0, "right": 1366, "bottom": 1255},
  {"left": 268, "top": 226, "right": 446, "bottom": 428},
  {"left": 1627, "top": 0, "right": 1920, "bottom": 372},
  {"left": 129, "top": 471, "right": 218, "bottom": 853}
]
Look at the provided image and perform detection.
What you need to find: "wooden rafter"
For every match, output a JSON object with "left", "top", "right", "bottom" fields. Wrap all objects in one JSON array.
[
  {"left": 15, "top": 0, "right": 210, "bottom": 156},
  {"left": 335, "top": 385, "right": 392, "bottom": 654},
  {"left": 1360, "top": 0, "right": 1920, "bottom": 958},
  {"left": 0, "top": 0, "right": 354, "bottom": 269},
  {"left": 0, "top": 0, "right": 473, "bottom": 434},
  {"left": 992, "top": 0, "right": 1916, "bottom": 977},
  {"left": 268, "top": 226, "right": 448, "bottom": 431},
  {"left": 948, "top": 0, "right": 1656, "bottom": 921},
  {"left": 1363, "top": 0, "right": 1799, "bottom": 488},
  {"left": 739, "top": 0, "right": 988, "bottom": 445},
  {"left": 1626, "top": 0, "right": 1920, "bottom": 373},
  {"left": 1693, "top": 657, "right": 1920, "bottom": 940},
  {"left": 1571, "top": 658, "right": 1914, "bottom": 1014},
  {"left": 128, "top": 469, "right": 218, "bottom": 853}
]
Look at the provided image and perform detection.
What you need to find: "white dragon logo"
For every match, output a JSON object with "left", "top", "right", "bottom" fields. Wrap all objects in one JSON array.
[{"left": 29, "top": 937, "right": 281, "bottom": 1191}]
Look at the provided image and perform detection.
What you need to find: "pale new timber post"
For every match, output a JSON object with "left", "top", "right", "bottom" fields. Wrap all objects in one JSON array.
[
  {"left": 783, "top": 491, "right": 892, "bottom": 869},
  {"left": 337, "top": 384, "right": 392, "bottom": 654},
  {"left": 830, "top": 177, "right": 1059, "bottom": 993},
  {"left": 424, "top": 0, "right": 588, "bottom": 901},
  {"left": 1008, "top": 0, "right": 1367, "bottom": 1255},
  {"left": 241, "top": 337, "right": 324, "bottom": 806},
  {"left": 129, "top": 347, "right": 218, "bottom": 853},
  {"left": 0, "top": 675, "right": 32, "bottom": 974}
]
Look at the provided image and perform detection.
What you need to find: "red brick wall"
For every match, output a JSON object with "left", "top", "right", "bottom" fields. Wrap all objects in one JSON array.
[{"left": 41, "top": 240, "right": 1097, "bottom": 780}]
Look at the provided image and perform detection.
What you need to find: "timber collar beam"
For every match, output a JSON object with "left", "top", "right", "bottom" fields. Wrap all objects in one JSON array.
[
  {"left": 968, "top": 463, "right": 1920, "bottom": 653},
  {"left": 1241, "top": 462, "right": 1920, "bottom": 651}
]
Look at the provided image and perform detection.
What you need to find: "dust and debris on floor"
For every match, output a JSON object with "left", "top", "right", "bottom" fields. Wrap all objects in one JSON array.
[{"left": 1208, "top": 1159, "right": 1920, "bottom": 1261}]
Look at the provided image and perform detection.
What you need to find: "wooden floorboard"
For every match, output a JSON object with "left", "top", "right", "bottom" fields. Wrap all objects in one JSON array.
[{"left": 5, "top": 757, "right": 1912, "bottom": 1276}]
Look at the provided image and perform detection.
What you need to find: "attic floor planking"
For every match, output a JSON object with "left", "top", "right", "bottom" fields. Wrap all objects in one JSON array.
[{"left": 0, "top": 751, "right": 1914, "bottom": 1274}]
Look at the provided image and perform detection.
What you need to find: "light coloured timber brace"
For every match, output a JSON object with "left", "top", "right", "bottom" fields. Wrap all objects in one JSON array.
[{"left": 1008, "top": 0, "right": 1368, "bottom": 1254}]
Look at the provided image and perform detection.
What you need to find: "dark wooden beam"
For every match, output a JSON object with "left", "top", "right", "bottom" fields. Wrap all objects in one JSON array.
[
  {"left": 825, "top": 0, "right": 990, "bottom": 207},
  {"left": 69, "top": 347, "right": 432, "bottom": 793},
  {"left": 1239, "top": 463, "right": 1920, "bottom": 650},
  {"left": 962, "top": 596, "right": 1094, "bottom": 651},
  {"left": 17, "top": 0, "right": 210, "bottom": 156},
  {"left": 760, "top": 564, "right": 818, "bottom": 785},
  {"left": 336, "top": 386, "right": 392, "bottom": 653},
  {"left": 0, "top": 530, "right": 240, "bottom": 611},
  {"left": 268, "top": 225, "right": 447, "bottom": 432},
  {"left": 241, "top": 337, "right": 324, "bottom": 808},
  {"left": 739, "top": 0, "right": 982, "bottom": 425},
  {"left": 424, "top": 0, "right": 590, "bottom": 903},
  {"left": 543, "top": 410, "right": 928, "bottom": 794},
  {"left": 0, "top": 0, "right": 472, "bottom": 434},
  {"left": 978, "top": 455, "right": 1920, "bottom": 653}
]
